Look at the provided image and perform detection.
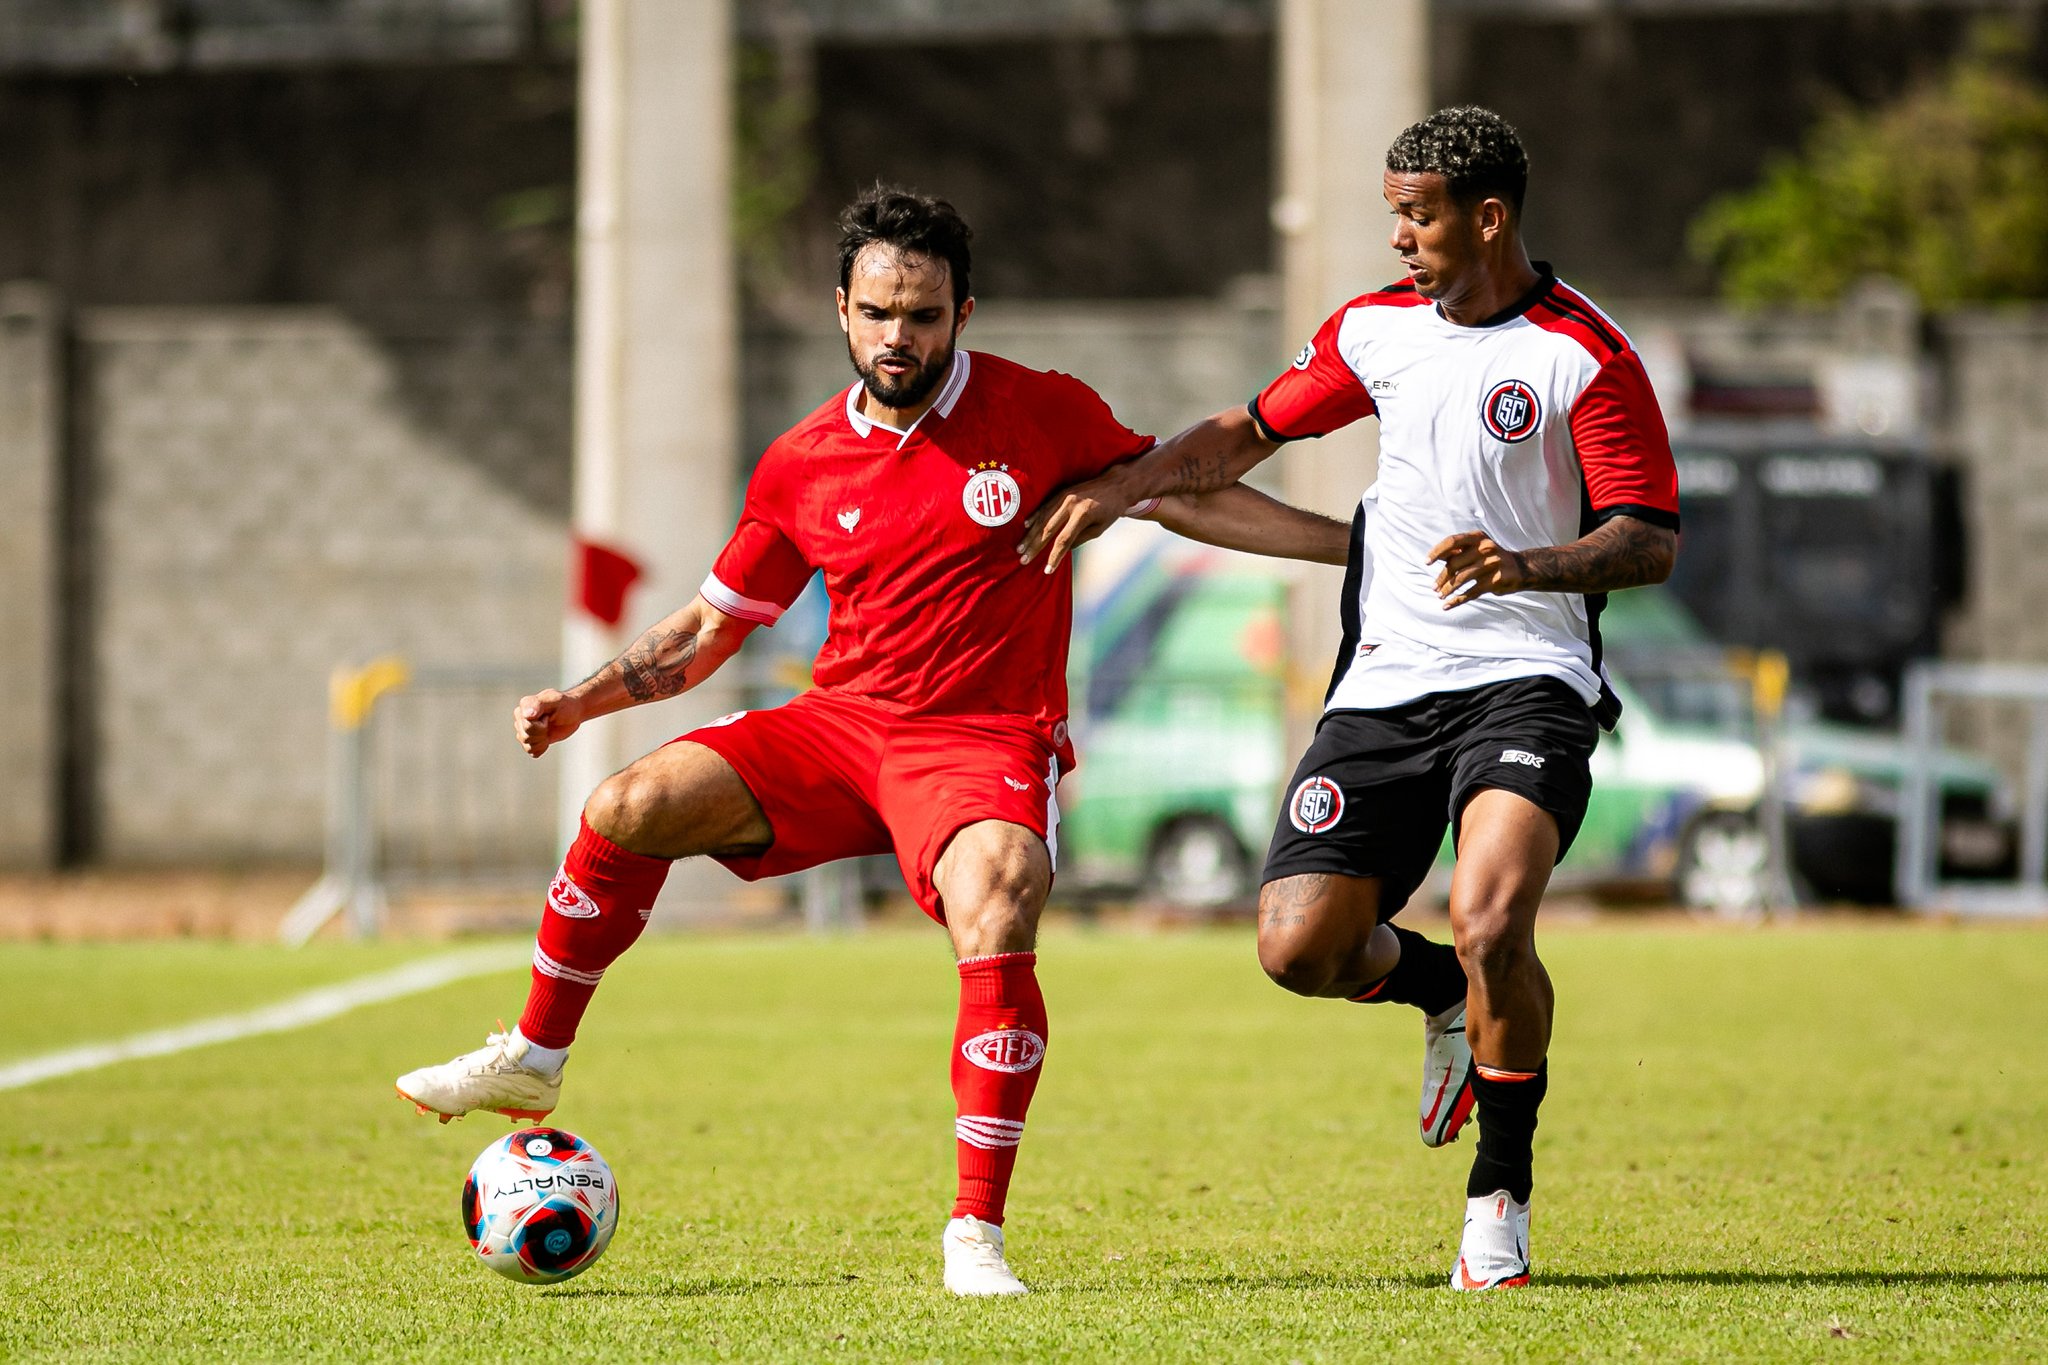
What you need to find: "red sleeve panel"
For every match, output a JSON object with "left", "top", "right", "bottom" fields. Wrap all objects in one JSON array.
[
  {"left": 1249, "top": 301, "right": 1377, "bottom": 441},
  {"left": 702, "top": 475, "right": 813, "bottom": 626},
  {"left": 1046, "top": 372, "right": 1158, "bottom": 482},
  {"left": 1571, "top": 349, "right": 1680, "bottom": 531}
]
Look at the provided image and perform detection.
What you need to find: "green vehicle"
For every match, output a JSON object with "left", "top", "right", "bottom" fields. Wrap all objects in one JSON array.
[
  {"left": 1060, "top": 536, "right": 1289, "bottom": 906},
  {"left": 1061, "top": 545, "right": 2012, "bottom": 910}
]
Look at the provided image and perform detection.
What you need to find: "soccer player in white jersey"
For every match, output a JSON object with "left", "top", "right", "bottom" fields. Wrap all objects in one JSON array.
[{"left": 1020, "top": 107, "right": 1680, "bottom": 1289}]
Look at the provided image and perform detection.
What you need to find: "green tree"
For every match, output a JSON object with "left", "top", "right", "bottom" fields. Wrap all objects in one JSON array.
[{"left": 1691, "top": 24, "right": 2048, "bottom": 307}]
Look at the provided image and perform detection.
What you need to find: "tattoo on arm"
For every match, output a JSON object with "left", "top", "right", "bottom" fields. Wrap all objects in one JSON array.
[
  {"left": 617, "top": 624, "right": 700, "bottom": 702},
  {"left": 1513, "top": 516, "right": 1675, "bottom": 594},
  {"left": 1167, "top": 448, "right": 1232, "bottom": 496}
]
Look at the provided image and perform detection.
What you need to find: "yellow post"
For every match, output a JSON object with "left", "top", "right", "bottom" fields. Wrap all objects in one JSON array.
[
  {"left": 1746, "top": 649, "right": 1796, "bottom": 913},
  {"left": 329, "top": 657, "right": 411, "bottom": 731}
]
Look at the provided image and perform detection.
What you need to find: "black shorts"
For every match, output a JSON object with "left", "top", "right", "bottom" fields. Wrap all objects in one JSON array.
[{"left": 1261, "top": 676, "right": 1599, "bottom": 921}]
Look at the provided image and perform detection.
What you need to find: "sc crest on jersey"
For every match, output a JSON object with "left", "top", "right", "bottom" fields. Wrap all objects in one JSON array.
[
  {"left": 1481, "top": 379, "right": 1542, "bottom": 444},
  {"left": 1292, "top": 341, "right": 1316, "bottom": 371}
]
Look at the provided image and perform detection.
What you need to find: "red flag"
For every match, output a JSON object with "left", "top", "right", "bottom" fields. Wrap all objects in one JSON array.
[{"left": 573, "top": 537, "right": 642, "bottom": 627}]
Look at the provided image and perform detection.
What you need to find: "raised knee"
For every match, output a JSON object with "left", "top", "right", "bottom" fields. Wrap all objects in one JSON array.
[
  {"left": 1257, "top": 930, "right": 1336, "bottom": 996},
  {"left": 584, "top": 767, "right": 659, "bottom": 845}
]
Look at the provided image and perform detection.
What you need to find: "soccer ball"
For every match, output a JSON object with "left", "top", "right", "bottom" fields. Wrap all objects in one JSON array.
[{"left": 461, "top": 1126, "right": 620, "bottom": 1284}]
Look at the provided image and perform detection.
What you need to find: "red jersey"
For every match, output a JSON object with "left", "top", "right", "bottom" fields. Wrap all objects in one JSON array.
[{"left": 700, "top": 350, "right": 1154, "bottom": 744}]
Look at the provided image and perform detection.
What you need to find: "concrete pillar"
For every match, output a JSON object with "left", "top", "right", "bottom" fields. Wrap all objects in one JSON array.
[
  {"left": 1273, "top": 0, "right": 1428, "bottom": 731},
  {"left": 566, "top": 0, "right": 741, "bottom": 918},
  {"left": 0, "top": 282, "right": 63, "bottom": 868}
]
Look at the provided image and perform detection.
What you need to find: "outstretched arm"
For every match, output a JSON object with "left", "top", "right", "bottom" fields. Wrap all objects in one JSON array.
[
  {"left": 513, "top": 595, "right": 757, "bottom": 757},
  {"left": 1428, "top": 515, "right": 1677, "bottom": 610},
  {"left": 1018, "top": 405, "right": 1282, "bottom": 573},
  {"left": 1141, "top": 483, "right": 1351, "bottom": 566}
]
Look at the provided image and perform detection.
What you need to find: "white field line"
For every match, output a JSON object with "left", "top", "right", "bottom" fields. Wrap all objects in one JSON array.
[{"left": 0, "top": 943, "right": 528, "bottom": 1093}]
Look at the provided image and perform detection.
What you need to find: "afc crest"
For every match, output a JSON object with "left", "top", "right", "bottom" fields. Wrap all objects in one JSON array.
[{"left": 963, "top": 463, "right": 1022, "bottom": 527}]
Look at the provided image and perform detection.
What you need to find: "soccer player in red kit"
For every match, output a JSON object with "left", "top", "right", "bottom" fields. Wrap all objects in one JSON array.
[
  {"left": 396, "top": 186, "right": 1350, "bottom": 1295},
  {"left": 1022, "top": 109, "right": 1679, "bottom": 1289}
]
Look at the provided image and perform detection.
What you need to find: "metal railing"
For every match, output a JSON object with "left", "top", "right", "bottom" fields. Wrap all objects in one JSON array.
[
  {"left": 1897, "top": 662, "right": 2048, "bottom": 917},
  {"left": 280, "top": 659, "right": 557, "bottom": 945}
]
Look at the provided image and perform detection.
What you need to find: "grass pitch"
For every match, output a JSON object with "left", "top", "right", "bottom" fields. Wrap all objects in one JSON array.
[{"left": 3, "top": 921, "right": 2044, "bottom": 1362}]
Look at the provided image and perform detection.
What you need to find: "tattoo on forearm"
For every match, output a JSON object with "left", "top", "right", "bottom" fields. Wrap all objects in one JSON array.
[
  {"left": 1514, "top": 517, "right": 1674, "bottom": 594},
  {"left": 617, "top": 625, "right": 700, "bottom": 702},
  {"left": 1167, "top": 447, "right": 1232, "bottom": 496}
]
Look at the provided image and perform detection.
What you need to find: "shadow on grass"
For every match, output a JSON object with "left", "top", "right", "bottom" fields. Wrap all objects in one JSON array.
[
  {"left": 1168, "top": 1270, "right": 2048, "bottom": 1292},
  {"left": 542, "top": 1276, "right": 847, "bottom": 1300},
  {"left": 541, "top": 1269, "right": 2048, "bottom": 1299},
  {"left": 1538, "top": 1271, "right": 2048, "bottom": 1290}
]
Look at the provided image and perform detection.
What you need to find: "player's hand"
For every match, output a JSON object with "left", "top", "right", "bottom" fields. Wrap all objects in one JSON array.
[
  {"left": 514, "top": 689, "right": 585, "bottom": 757},
  {"left": 1017, "top": 472, "right": 1134, "bottom": 573},
  {"left": 1428, "top": 531, "right": 1528, "bottom": 609}
]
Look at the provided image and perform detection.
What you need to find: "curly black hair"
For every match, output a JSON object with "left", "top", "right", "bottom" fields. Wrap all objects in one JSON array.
[
  {"left": 836, "top": 184, "right": 973, "bottom": 308},
  {"left": 1385, "top": 107, "right": 1529, "bottom": 215}
]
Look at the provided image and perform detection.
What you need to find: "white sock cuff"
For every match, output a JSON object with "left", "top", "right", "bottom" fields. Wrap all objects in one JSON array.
[{"left": 511, "top": 1028, "right": 570, "bottom": 1073}]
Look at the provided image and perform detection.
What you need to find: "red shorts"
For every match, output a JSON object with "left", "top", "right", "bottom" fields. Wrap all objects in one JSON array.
[{"left": 676, "top": 688, "right": 1065, "bottom": 922}]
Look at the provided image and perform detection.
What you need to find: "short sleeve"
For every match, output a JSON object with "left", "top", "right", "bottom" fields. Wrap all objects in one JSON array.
[
  {"left": 1048, "top": 373, "right": 1157, "bottom": 483},
  {"left": 1249, "top": 305, "right": 1376, "bottom": 441},
  {"left": 1571, "top": 350, "right": 1680, "bottom": 530},
  {"left": 702, "top": 496, "right": 812, "bottom": 627}
]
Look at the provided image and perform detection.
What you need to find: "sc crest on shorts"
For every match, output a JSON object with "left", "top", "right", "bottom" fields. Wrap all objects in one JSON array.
[
  {"left": 963, "top": 463, "right": 1022, "bottom": 527},
  {"left": 1292, "top": 341, "right": 1316, "bottom": 371},
  {"left": 1288, "top": 775, "right": 1344, "bottom": 834},
  {"left": 960, "top": 1028, "right": 1045, "bottom": 1073},
  {"left": 1481, "top": 379, "right": 1542, "bottom": 444}
]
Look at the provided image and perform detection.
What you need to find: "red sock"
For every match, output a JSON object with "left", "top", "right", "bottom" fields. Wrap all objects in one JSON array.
[
  {"left": 950, "top": 951, "right": 1048, "bottom": 1227},
  {"left": 516, "top": 817, "right": 670, "bottom": 1049}
]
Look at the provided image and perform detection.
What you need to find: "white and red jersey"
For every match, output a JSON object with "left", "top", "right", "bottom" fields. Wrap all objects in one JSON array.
[
  {"left": 1252, "top": 268, "right": 1679, "bottom": 722},
  {"left": 701, "top": 350, "right": 1154, "bottom": 751}
]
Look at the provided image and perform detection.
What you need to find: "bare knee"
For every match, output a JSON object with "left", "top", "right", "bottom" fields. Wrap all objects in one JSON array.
[
  {"left": 1452, "top": 901, "right": 1535, "bottom": 986},
  {"left": 938, "top": 822, "right": 1051, "bottom": 956},
  {"left": 1256, "top": 881, "right": 1338, "bottom": 995},
  {"left": 585, "top": 766, "right": 661, "bottom": 847},
  {"left": 1257, "top": 930, "right": 1341, "bottom": 996}
]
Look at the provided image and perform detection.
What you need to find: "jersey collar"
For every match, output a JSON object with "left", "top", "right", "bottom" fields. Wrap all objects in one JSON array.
[
  {"left": 844, "top": 349, "right": 974, "bottom": 447},
  {"left": 1434, "top": 262, "right": 1556, "bottom": 330}
]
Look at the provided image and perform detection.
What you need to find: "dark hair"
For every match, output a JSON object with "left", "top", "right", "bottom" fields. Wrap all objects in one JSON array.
[
  {"left": 1386, "top": 106, "right": 1529, "bottom": 215},
  {"left": 836, "top": 184, "right": 973, "bottom": 308}
]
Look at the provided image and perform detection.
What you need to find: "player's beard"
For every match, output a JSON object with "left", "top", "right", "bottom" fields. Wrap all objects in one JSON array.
[{"left": 851, "top": 338, "right": 955, "bottom": 411}]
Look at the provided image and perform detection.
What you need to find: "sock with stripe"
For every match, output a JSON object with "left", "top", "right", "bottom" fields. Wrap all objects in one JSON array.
[
  {"left": 516, "top": 816, "right": 671, "bottom": 1050},
  {"left": 950, "top": 951, "right": 1049, "bottom": 1227},
  {"left": 1348, "top": 925, "right": 1467, "bottom": 1015},
  {"left": 1466, "top": 1060, "right": 1548, "bottom": 1202}
]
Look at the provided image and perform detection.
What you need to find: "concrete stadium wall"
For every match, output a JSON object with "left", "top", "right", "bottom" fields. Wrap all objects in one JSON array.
[
  {"left": 0, "top": 283, "right": 63, "bottom": 868},
  {"left": 72, "top": 307, "right": 570, "bottom": 865},
  {"left": 1936, "top": 314, "right": 2048, "bottom": 668}
]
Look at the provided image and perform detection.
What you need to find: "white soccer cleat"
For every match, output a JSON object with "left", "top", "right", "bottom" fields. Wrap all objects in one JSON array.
[
  {"left": 394, "top": 1029, "right": 562, "bottom": 1125},
  {"left": 1419, "top": 1001, "right": 1476, "bottom": 1147},
  {"left": 942, "top": 1216, "right": 1029, "bottom": 1297},
  {"left": 1451, "top": 1189, "right": 1532, "bottom": 1290}
]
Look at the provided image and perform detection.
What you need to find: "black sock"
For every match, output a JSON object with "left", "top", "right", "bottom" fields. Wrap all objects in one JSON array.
[
  {"left": 1466, "top": 1062, "right": 1548, "bottom": 1203},
  {"left": 1350, "top": 926, "right": 1467, "bottom": 1015}
]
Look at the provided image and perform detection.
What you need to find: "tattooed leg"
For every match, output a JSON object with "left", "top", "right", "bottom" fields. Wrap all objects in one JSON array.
[{"left": 1254, "top": 873, "right": 1397, "bottom": 997}]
